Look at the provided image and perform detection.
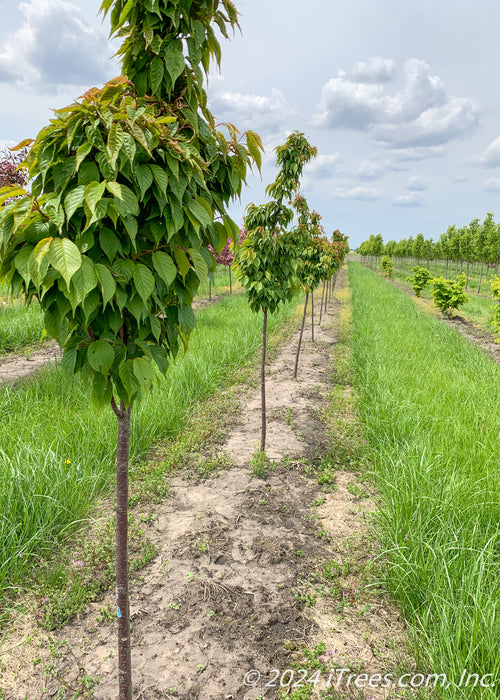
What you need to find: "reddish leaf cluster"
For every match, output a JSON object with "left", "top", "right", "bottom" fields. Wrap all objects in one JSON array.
[
  {"left": 209, "top": 227, "right": 247, "bottom": 266},
  {"left": 0, "top": 148, "right": 29, "bottom": 189}
]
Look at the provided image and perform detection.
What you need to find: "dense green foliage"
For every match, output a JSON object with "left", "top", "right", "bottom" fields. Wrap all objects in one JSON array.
[
  {"left": 380, "top": 255, "right": 393, "bottom": 277},
  {"left": 405, "top": 265, "right": 432, "bottom": 297},
  {"left": 0, "top": 0, "right": 261, "bottom": 409},
  {"left": 349, "top": 262, "right": 500, "bottom": 699},
  {"left": 234, "top": 131, "right": 317, "bottom": 313},
  {"left": 431, "top": 274, "right": 468, "bottom": 316}
]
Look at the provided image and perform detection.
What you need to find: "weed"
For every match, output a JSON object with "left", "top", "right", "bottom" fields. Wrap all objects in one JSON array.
[{"left": 249, "top": 448, "right": 267, "bottom": 478}]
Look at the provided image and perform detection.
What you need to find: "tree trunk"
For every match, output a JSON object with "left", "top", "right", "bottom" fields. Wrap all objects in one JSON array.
[
  {"left": 228, "top": 266, "right": 232, "bottom": 295},
  {"left": 260, "top": 309, "right": 268, "bottom": 453},
  {"left": 209, "top": 279, "right": 212, "bottom": 302},
  {"left": 293, "top": 292, "right": 308, "bottom": 379},
  {"left": 465, "top": 259, "right": 470, "bottom": 289},
  {"left": 445, "top": 258, "right": 449, "bottom": 278},
  {"left": 311, "top": 290, "right": 315, "bottom": 342},
  {"left": 114, "top": 400, "right": 132, "bottom": 700},
  {"left": 478, "top": 261, "right": 484, "bottom": 293},
  {"left": 319, "top": 282, "right": 325, "bottom": 325}
]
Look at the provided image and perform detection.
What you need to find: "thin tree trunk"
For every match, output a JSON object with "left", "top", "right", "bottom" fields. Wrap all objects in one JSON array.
[
  {"left": 209, "top": 279, "right": 212, "bottom": 302},
  {"left": 229, "top": 266, "right": 232, "bottom": 295},
  {"left": 311, "top": 290, "right": 315, "bottom": 342},
  {"left": 113, "top": 399, "right": 132, "bottom": 700},
  {"left": 466, "top": 259, "right": 470, "bottom": 289},
  {"left": 319, "top": 282, "right": 325, "bottom": 325},
  {"left": 445, "top": 258, "right": 449, "bottom": 278},
  {"left": 293, "top": 292, "right": 308, "bottom": 379},
  {"left": 478, "top": 261, "right": 484, "bottom": 293},
  {"left": 260, "top": 309, "right": 268, "bottom": 453}
]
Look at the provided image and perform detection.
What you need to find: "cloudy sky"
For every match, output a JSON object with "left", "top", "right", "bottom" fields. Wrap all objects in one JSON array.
[{"left": 2, "top": 0, "right": 500, "bottom": 247}]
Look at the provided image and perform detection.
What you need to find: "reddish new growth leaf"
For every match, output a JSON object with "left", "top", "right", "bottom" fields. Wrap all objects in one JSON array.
[
  {"left": 209, "top": 227, "right": 247, "bottom": 266},
  {"left": 0, "top": 148, "right": 29, "bottom": 189}
]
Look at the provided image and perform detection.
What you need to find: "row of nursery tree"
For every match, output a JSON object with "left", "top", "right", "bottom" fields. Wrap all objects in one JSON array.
[
  {"left": 358, "top": 214, "right": 500, "bottom": 291},
  {"left": 0, "top": 0, "right": 347, "bottom": 695}
]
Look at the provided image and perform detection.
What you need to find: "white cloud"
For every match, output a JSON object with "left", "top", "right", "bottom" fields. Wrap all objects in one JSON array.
[
  {"left": 332, "top": 186, "right": 381, "bottom": 201},
  {"left": 208, "top": 81, "right": 296, "bottom": 137},
  {"left": 473, "top": 135, "right": 500, "bottom": 167},
  {"left": 356, "top": 159, "right": 387, "bottom": 180},
  {"left": 391, "top": 145, "right": 446, "bottom": 161},
  {"left": 313, "top": 58, "right": 479, "bottom": 150},
  {"left": 304, "top": 154, "right": 341, "bottom": 179},
  {"left": 482, "top": 177, "right": 500, "bottom": 192},
  {"left": 393, "top": 192, "right": 424, "bottom": 207},
  {"left": 349, "top": 57, "right": 396, "bottom": 84},
  {"left": 0, "top": 0, "right": 114, "bottom": 93},
  {"left": 406, "top": 176, "right": 427, "bottom": 191}
]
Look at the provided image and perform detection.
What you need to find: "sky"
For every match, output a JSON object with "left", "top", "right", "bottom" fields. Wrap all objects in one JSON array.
[{"left": 2, "top": 0, "right": 500, "bottom": 248}]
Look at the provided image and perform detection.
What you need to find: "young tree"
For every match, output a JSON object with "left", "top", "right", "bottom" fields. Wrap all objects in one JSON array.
[
  {"left": 406, "top": 266, "right": 432, "bottom": 297},
  {"left": 233, "top": 131, "right": 317, "bottom": 452},
  {"left": 381, "top": 255, "right": 393, "bottom": 277},
  {"left": 431, "top": 275, "right": 468, "bottom": 317},
  {"left": 0, "top": 2, "right": 261, "bottom": 697}
]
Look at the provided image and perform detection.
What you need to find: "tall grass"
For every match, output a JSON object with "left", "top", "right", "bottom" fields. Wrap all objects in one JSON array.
[
  {"left": 0, "top": 301, "right": 45, "bottom": 356},
  {"left": 0, "top": 294, "right": 295, "bottom": 598},
  {"left": 349, "top": 262, "right": 500, "bottom": 699}
]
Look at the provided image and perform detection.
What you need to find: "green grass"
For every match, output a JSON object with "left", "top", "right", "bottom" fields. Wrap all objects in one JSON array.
[
  {"left": 0, "top": 292, "right": 296, "bottom": 604},
  {"left": 349, "top": 262, "right": 500, "bottom": 699},
  {"left": 0, "top": 300, "right": 46, "bottom": 356},
  {"left": 0, "top": 266, "right": 236, "bottom": 358}
]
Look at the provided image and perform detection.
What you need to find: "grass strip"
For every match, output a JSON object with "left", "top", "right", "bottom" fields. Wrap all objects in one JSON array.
[
  {"left": 0, "top": 302, "right": 46, "bottom": 357},
  {"left": 349, "top": 261, "right": 500, "bottom": 699},
  {"left": 0, "top": 292, "right": 297, "bottom": 606}
]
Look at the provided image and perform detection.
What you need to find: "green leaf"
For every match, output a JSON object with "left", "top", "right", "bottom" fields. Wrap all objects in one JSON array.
[
  {"left": 188, "top": 247, "right": 208, "bottom": 285},
  {"left": 61, "top": 347, "right": 77, "bottom": 376},
  {"left": 152, "top": 250, "right": 177, "bottom": 287},
  {"left": 33, "top": 238, "right": 53, "bottom": 267},
  {"left": 88, "top": 340, "right": 114, "bottom": 376},
  {"left": 173, "top": 248, "right": 190, "bottom": 278},
  {"left": 105, "top": 181, "right": 123, "bottom": 199},
  {"left": 84, "top": 181, "right": 106, "bottom": 217},
  {"left": 188, "top": 198, "right": 212, "bottom": 228},
  {"left": 122, "top": 132, "right": 136, "bottom": 163},
  {"left": 133, "top": 356, "right": 155, "bottom": 386},
  {"left": 165, "top": 45, "right": 185, "bottom": 83},
  {"left": 133, "top": 263, "right": 155, "bottom": 303},
  {"left": 178, "top": 305, "right": 195, "bottom": 334},
  {"left": 119, "top": 359, "right": 139, "bottom": 397},
  {"left": 47, "top": 238, "right": 82, "bottom": 287},
  {"left": 108, "top": 122, "right": 124, "bottom": 163},
  {"left": 64, "top": 185, "right": 86, "bottom": 221},
  {"left": 75, "top": 142, "right": 92, "bottom": 171},
  {"left": 150, "top": 56, "right": 164, "bottom": 94},
  {"left": 99, "top": 227, "right": 121, "bottom": 262},
  {"left": 14, "top": 246, "right": 34, "bottom": 285},
  {"left": 114, "top": 184, "right": 139, "bottom": 217},
  {"left": 135, "top": 165, "right": 154, "bottom": 200},
  {"left": 149, "top": 164, "right": 168, "bottom": 194},
  {"left": 95, "top": 263, "right": 116, "bottom": 309}
]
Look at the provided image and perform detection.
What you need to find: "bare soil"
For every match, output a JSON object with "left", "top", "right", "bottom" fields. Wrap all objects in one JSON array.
[
  {"left": 0, "top": 272, "right": 412, "bottom": 699},
  {"left": 0, "top": 342, "right": 60, "bottom": 386}
]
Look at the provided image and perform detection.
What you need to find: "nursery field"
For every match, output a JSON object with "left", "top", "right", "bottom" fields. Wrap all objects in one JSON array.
[{"left": 0, "top": 266, "right": 498, "bottom": 699}]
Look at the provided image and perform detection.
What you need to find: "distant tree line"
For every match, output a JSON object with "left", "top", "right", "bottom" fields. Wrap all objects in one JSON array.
[{"left": 358, "top": 213, "right": 500, "bottom": 291}]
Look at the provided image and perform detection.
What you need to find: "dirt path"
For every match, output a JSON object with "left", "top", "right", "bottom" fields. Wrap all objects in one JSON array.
[
  {"left": 0, "top": 341, "right": 60, "bottom": 386},
  {"left": 0, "top": 272, "right": 412, "bottom": 699},
  {"left": 0, "top": 294, "right": 240, "bottom": 387}
]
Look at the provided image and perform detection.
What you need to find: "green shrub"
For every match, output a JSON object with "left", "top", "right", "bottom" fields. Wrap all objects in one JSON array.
[
  {"left": 405, "top": 265, "right": 432, "bottom": 297},
  {"left": 431, "top": 274, "right": 468, "bottom": 317},
  {"left": 380, "top": 255, "right": 393, "bottom": 277}
]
